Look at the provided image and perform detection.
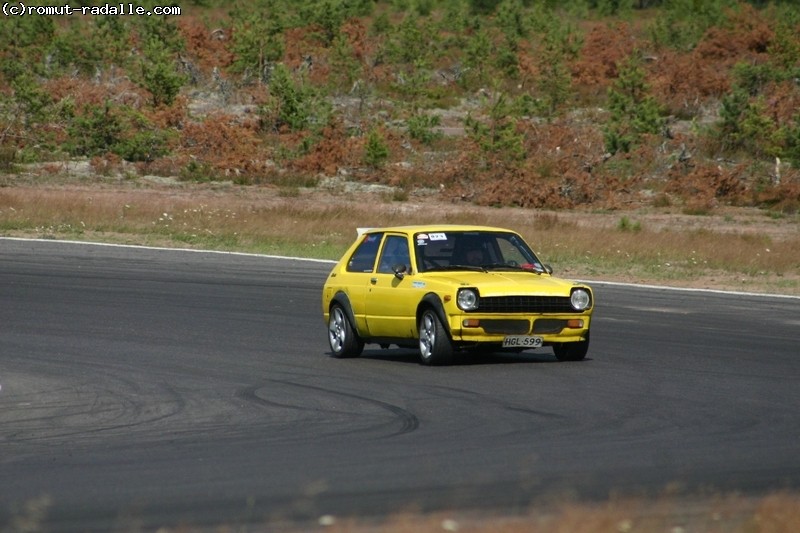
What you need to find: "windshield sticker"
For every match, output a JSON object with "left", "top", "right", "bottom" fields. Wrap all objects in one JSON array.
[
  {"left": 412, "top": 281, "right": 426, "bottom": 288},
  {"left": 429, "top": 232, "right": 447, "bottom": 241}
]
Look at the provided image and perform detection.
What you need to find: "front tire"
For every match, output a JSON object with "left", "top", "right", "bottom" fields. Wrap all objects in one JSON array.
[
  {"left": 552, "top": 333, "right": 590, "bottom": 362},
  {"left": 328, "top": 304, "right": 363, "bottom": 358},
  {"left": 418, "top": 309, "right": 453, "bottom": 366}
]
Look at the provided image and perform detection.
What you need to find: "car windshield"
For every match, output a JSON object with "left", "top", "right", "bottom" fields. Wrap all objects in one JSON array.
[{"left": 414, "top": 231, "right": 546, "bottom": 273}]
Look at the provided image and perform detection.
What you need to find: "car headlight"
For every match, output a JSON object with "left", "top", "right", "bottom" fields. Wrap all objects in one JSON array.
[
  {"left": 570, "top": 288, "right": 591, "bottom": 311},
  {"left": 457, "top": 288, "right": 479, "bottom": 311}
]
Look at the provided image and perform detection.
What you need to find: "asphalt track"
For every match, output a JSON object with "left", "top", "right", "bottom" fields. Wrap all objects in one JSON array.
[{"left": 1, "top": 238, "right": 799, "bottom": 532}]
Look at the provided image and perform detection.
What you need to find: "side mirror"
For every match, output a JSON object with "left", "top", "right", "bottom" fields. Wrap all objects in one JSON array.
[{"left": 393, "top": 264, "right": 408, "bottom": 279}]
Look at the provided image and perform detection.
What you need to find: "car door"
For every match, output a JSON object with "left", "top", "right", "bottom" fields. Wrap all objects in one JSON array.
[
  {"left": 342, "top": 232, "right": 383, "bottom": 333},
  {"left": 364, "top": 233, "right": 417, "bottom": 338}
]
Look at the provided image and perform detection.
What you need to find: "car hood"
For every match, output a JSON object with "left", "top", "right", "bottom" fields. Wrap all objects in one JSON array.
[{"left": 420, "top": 271, "right": 584, "bottom": 297}]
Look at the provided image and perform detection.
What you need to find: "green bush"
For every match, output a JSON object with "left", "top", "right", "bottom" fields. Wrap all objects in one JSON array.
[
  {"left": 67, "top": 103, "right": 122, "bottom": 156},
  {"left": 407, "top": 113, "right": 443, "bottom": 145},
  {"left": 496, "top": 0, "right": 529, "bottom": 41},
  {"left": 10, "top": 74, "right": 54, "bottom": 126},
  {"left": 648, "top": 0, "right": 727, "bottom": 51},
  {"left": 230, "top": 5, "right": 286, "bottom": 82},
  {"left": 299, "top": 0, "right": 347, "bottom": 46},
  {"left": 603, "top": 55, "right": 664, "bottom": 154},
  {"left": 259, "top": 64, "right": 331, "bottom": 132},
  {"left": 67, "top": 103, "right": 170, "bottom": 162},
  {"left": 464, "top": 92, "right": 526, "bottom": 162},
  {"left": 180, "top": 160, "right": 217, "bottom": 182},
  {"left": 328, "top": 34, "right": 362, "bottom": 92},
  {"left": 136, "top": 36, "right": 187, "bottom": 107},
  {"left": 0, "top": 145, "right": 17, "bottom": 172},
  {"left": 469, "top": 0, "right": 502, "bottom": 15},
  {"left": 0, "top": 14, "right": 56, "bottom": 78},
  {"left": 780, "top": 117, "right": 800, "bottom": 167},
  {"left": 364, "top": 129, "right": 389, "bottom": 167},
  {"left": 385, "top": 13, "right": 432, "bottom": 65},
  {"left": 462, "top": 29, "right": 493, "bottom": 88}
]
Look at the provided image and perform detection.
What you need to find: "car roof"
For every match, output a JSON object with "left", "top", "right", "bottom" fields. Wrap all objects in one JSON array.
[{"left": 357, "top": 224, "right": 517, "bottom": 236}]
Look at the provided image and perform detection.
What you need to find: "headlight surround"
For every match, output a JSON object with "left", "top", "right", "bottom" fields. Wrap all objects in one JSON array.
[
  {"left": 457, "top": 288, "right": 479, "bottom": 311},
  {"left": 570, "top": 288, "right": 592, "bottom": 311}
]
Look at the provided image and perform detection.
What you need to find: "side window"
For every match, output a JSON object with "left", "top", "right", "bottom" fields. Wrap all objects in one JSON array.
[
  {"left": 347, "top": 233, "right": 383, "bottom": 272},
  {"left": 377, "top": 235, "right": 410, "bottom": 274},
  {"left": 497, "top": 237, "right": 526, "bottom": 264}
]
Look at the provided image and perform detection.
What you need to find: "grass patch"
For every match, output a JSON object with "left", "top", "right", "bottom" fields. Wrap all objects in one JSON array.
[
  {"left": 617, "top": 216, "right": 642, "bottom": 232},
  {"left": 1, "top": 183, "right": 799, "bottom": 295}
]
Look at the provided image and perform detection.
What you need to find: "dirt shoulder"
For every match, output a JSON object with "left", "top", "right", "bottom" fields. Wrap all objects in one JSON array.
[{"left": 1, "top": 176, "right": 799, "bottom": 296}]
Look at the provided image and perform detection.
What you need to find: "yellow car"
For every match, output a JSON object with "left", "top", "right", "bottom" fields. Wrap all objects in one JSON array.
[{"left": 322, "top": 225, "right": 594, "bottom": 365}]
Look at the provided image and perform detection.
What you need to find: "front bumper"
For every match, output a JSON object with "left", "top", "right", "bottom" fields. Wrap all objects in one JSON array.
[{"left": 448, "top": 313, "right": 591, "bottom": 345}]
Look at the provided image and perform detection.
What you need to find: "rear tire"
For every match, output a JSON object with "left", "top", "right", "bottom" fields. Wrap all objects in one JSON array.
[
  {"left": 552, "top": 333, "right": 590, "bottom": 362},
  {"left": 418, "top": 309, "right": 454, "bottom": 366},
  {"left": 328, "top": 304, "right": 363, "bottom": 358}
]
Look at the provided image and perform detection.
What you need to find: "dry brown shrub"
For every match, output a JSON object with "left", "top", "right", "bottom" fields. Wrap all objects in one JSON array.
[
  {"left": 521, "top": 119, "right": 604, "bottom": 171},
  {"left": 178, "top": 113, "right": 267, "bottom": 176},
  {"left": 89, "top": 153, "right": 123, "bottom": 176},
  {"left": 649, "top": 49, "right": 731, "bottom": 114},
  {"left": 694, "top": 6, "right": 773, "bottom": 62},
  {"left": 340, "top": 19, "right": 372, "bottom": 63},
  {"left": 474, "top": 166, "right": 572, "bottom": 209},
  {"left": 147, "top": 95, "right": 189, "bottom": 129},
  {"left": 649, "top": 5, "right": 774, "bottom": 114},
  {"left": 177, "top": 16, "right": 234, "bottom": 74},
  {"left": 282, "top": 27, "right": 330, "bottom": 87},
  {"left": 694, "top": 28, "right": 749, "bottom": 63},
  {"left": 418, "top": 149, "right": 476, "bottom": 196},
  {"left": 137, "top": 154, "right": 189, "bottom": 178},
  {"left": 762, "top": 81, "right": 800, "bottom": 125},
  {"left": 666, "top": 163, "right": 748, "bottom": 207},
  {"left": 515, "top": 47, "right": 540, "bottom": 90},
  {"left": 439, "top": 116, "right": 622, "bottom": 208},
  {"left": 754, "top": 178, "right": 800, "bottom": 214},
  {"left": 724, "top": 4, "right": 774, "bottom": 55},
  {"left": 747, "top": 492, "right": 800, "bottom": 533},
  {"left": 288, "top": 122, "right": 364, "bottom": 175},
  {"left": 44, "top": 76, "right": 147, "bottom": 110},
  {"left": 571, "top": 22, "right": 637, "bottom": 90}
]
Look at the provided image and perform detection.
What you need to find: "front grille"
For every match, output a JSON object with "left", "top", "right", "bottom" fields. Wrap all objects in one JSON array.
[
  {"left": 533, "top": 319, "right": 566, "bottom": 334},
  {"left": 480, "top": 319, "right": 531, "bottom": 334},
  {"left": 476, "top": 295, "right": 574, "bottom": 314}
]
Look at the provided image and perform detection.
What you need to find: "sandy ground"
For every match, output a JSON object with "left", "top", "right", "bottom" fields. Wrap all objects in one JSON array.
[{"left": 2, "top": 174, "right": 799, "bottom": 295}]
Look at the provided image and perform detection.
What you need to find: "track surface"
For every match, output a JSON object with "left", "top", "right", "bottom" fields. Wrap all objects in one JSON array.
[{"left": 1, "top": 239, "right": 799, "bottom": 531}]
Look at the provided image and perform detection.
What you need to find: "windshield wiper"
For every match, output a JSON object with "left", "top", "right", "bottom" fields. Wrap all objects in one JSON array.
[
  {"left": 482, "top": 263, "right": 545, "bottom": 274},
  {"left": 424, "top": 264, "right": 487, "bottom": 273}
]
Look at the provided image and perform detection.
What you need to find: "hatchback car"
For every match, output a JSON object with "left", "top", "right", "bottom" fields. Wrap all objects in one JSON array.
[{"left": 322, "top": 225, "right": 594, "bottom": 365}]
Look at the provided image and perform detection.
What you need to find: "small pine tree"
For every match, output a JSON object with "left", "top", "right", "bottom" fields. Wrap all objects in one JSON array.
[
  {"left": 407, "top": 113, "right": 442, "bottom": 145},
  {"left": 464, "top": 92, "right": 526, "bottom": 162},
  {"left": 463, "top": 29, "right": 493, "bottom": 87},
  {"left": 603, "top": 56, "right": 664, "bottom": 154},
  {"left": 364, "top": 129, "right": 389, "bottom": 167},
  {"left": 230, "top": 7, "right": 285, "bottom": 83},
  {"left": 329, "top": 34, "right": 363, "bottom": 93},
  {"left": 137, "top": 36, "right": 186, "bottom": 107},
  {"left": 260, "top": 64, "right": 330, "bottom": 133}
]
